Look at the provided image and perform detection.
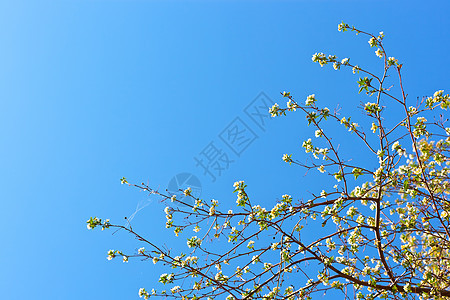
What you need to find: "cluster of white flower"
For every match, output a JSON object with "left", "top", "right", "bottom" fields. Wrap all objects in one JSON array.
[
  {"left": 214, "top": 271, "right": 229, "bottom": 282},
  {"left": 193, "top": 199, "right": 204, "bottom": 211},
  {"left": 252, "top": 255, "right": 260, "bottom": 264},
  {"left": 247, "top": 240, "right": 255, "bottom": 249},
  {"left": 271, "top": 242, "right": 279, "bottom": 250},
  {"left": 107, "top": 249, "right": 116, "bottom": 261},
  {"left": 314, "top": 129, "right": 323, "bottom": 137},
  {"left": 270, "top": 202, "right": 287, "bottom": 219},
  {"left": 158, "top": 273, "right": 174, "bottom": 284},
  {"left": 233, "top": 180, "right": 245, "bottom": 190},
  {"left": 287, "top": 99, "right": 297, "bottom": 111},
  {"left": 333, "top": 61, "right": 340, "bottom": 70},
  {"left": 302, "top": 138, "right": 313, "bottom": 153},
  {"left": 282, "top": 153, "right": 293, "bottom": 164},
  {"left": 317, "top": 148, "right": 329, "bottom": 160},
  {"left": 183, "top": 255, "right": 198, "bottom": 266},
  {"left": 311, "top": 52, "right": 326, "bottom": 66},
  {"left": 338, "top": 22, "right": 346, "bottom": 32},
  {"left": 183, "top": 187, "right": 192, "bottom": 196},
  {"left": 350, "top": 186, "right": 364, "bottom": 198},
  {"left": 413, "top": 116, "right": 428, "bottom": 137},
  {"left": 305, "top": 94, "right": 316, "bottom": 106},
  {"left": 407, "top": 106, "right": 418, "bottom": 116},
  {"left": 366, "top": 216, "right": 376, "bottom": 227},
  {"left": 269, "top": 103, "right": 280, "bottom": 117},
  {"left": 86, "top": 217, "right": 110, "bottom": 230},
  {"left": 334, "top": 170, "right": 343, "bottom": 182},
  {"left": 234, "top": 181, "right": 248, "bottom": 206},
  {"left": 349, "top": 122, "right": 359, "bottom": 132},
  {"left": 326, "top": 238, "right": 336, "bottom": 250},
  {"left": 247, "top": 205, "right": 266, "bottom": 223},
  {"left": 375, "top": 48, "right": 383, "bottom": 58},
  {"left": 281, "top": 194, "right": 292, "bottom": 204},
  {"left": 164, "top": 206, "right": 171, "bottom": 215},
  {"left": 192, "top": 282, "right": 202, "bottom": 290},
  {"left": 263, "top": 286, "right": 279, "bottom": 299},
  {"left": 364, "top": 102, "right": 381, "bottom": 114},
  {"left": 391, "top": 141, "right": 406, "bottom": 157},
  {"left": 263, "top": 262, "right": 273, "bottom": 271},
  {"left": 284, "top": 286, "right": 294, "bottom": 296},
  {"left": 139, "top": 288, "right": 150, "bottom": 299},
  {"left": 426, "top": 90, "right": 445, "bottom": 108},
  {"left": 373, "top": 165, "right": 384, "bottom": 181},
  {"left": 170, "top": 286, "right": 181, "bottom": 294},
  {"left": 280, "top": 248, "right": 291, "bottom": 262},
  {"left": 361, "top": 265, "right": 372, "bottom": 276},
  {"left": 432, "top": 90, "right": 450, "bottom": 109},
  {"left": 87, "top": 216, "right": 101, "bottom": 229},
  {"left": 371, "top": 122, "right": 378, "bottom": 133},
  {"left": 317, "top": 272, "right": 329, "bottom": 285},
  {"left": 346, "top": 206, "right": 359, "bottom": 218},
  {"left": 347, "top": 227, "right": 362, "bottom": 251},
  {"left": 282, "top": 91, "right": 290, "bottom": 97},
  {"left": 417, "top": 116, "right": 427, "bottom": 123},
  {"left": 234, "top": 266, "right": 244, "bottom": 278},
  {"left": 187, "top": 236, "right": 202, "bottom": 248},
  {"left": 387, "top": 56, "right": 398, "bottom": 66},
  {"left": 318, "top": 165, "right": 325, "bottom": 173},
  {"left": 434, "top": 90, "right": 444, "bottom": 98},
  {"left": 229, "top": 226, "right": 239, "bottom": 240},
  {"left": 171, "top": 255, "right": 184, "bottom": 268},
  {"left": 368, "top": 37, "right": 377, "bottom": 48}
]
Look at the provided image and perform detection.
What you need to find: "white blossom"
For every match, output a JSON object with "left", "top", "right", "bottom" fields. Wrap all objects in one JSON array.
[{"left": 305, "top": 94, "right": 316, "bottom": 106}]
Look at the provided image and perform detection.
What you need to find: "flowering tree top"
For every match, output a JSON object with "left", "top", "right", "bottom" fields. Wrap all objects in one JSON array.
[{"left": 88, "top": 22, "right": 450, "bottom": 300}]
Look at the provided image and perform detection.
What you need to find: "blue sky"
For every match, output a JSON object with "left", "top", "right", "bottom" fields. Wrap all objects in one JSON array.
[{"left": 0, "top": 1, "right": 449, "bottom": 299}]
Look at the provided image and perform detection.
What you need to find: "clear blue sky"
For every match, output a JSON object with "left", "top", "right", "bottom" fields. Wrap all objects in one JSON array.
[{"left": 1, "top": 1, "right": 449, "bottom": 299}]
